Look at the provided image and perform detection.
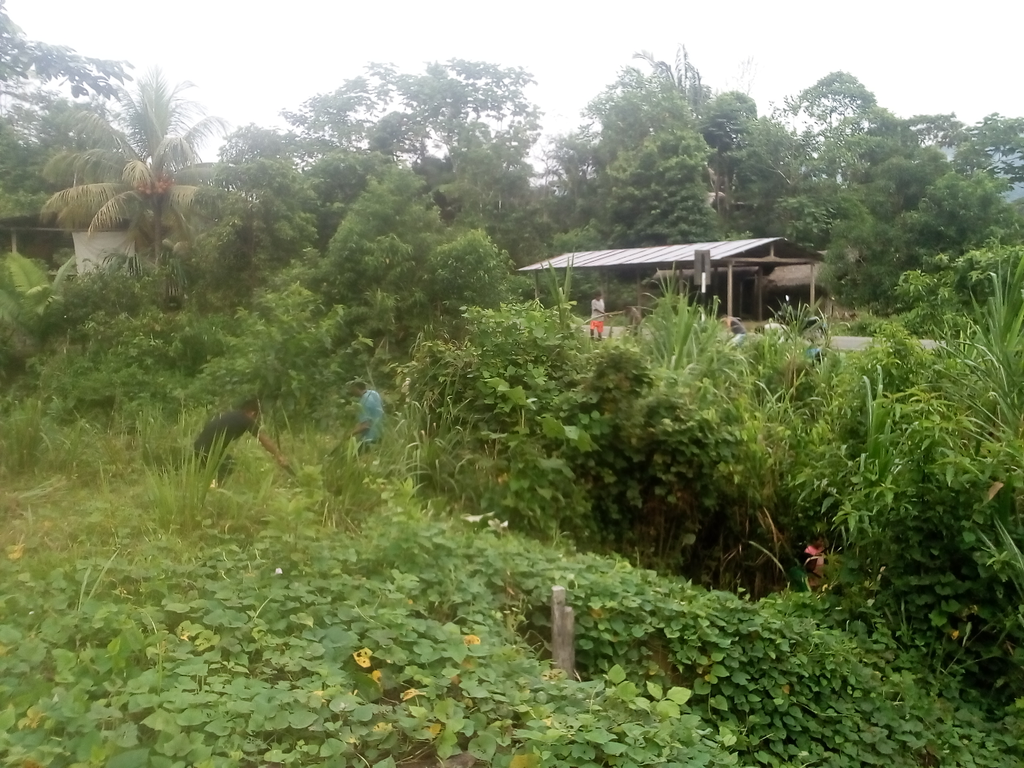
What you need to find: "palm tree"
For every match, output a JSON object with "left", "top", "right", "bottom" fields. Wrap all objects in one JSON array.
[
  {"left": 42, "top": 68, "right": 227, "bottom": 266},
  {"left": 633, "top": 46, "right": 711, "bottom": 115}
]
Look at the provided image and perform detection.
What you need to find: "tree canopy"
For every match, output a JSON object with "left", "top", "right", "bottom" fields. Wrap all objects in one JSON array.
[
  {"left": 0, "top": 2, "right": 1022, "bottom": 324},
  {"left": 0, "top": 0, "right": 129, "bottom": 100}
]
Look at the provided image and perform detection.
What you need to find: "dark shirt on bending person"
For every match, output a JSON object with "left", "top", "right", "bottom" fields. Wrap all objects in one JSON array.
[{"left": 193, "top": 410, "right": 259, "bottom": 456}]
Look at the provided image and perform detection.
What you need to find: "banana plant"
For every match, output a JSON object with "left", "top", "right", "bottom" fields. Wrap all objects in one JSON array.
[{"left": 0, "top": 252, "right": 76, "bottom": 337}]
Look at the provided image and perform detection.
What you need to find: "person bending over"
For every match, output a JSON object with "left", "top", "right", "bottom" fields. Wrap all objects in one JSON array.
[{"left": 193, "top": 397, "right": 289, "bottom": 485}]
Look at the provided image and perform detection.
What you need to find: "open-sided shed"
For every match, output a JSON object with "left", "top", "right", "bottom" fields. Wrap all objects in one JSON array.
[
  {"left": 519, "top": 237, "right": 824, "bottom": 320},
  {"left": 1, "top": 214, "right": 134, "bottom": 273}
]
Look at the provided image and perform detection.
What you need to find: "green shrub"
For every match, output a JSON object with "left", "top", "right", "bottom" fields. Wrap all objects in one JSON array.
[
  {"left": 190, "top": 283, "right": 362, "bottom": 420},
  {"left": 29, "top": 309, "right": 234, "bottom": 414},
  {"left": 2, "top": 504, "right": 1020, "bottom": 768}
]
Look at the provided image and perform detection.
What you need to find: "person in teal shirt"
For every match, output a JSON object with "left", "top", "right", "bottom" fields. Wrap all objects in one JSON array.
[{"left": 350, "top": 380, "right": 384, "bottom": 447}]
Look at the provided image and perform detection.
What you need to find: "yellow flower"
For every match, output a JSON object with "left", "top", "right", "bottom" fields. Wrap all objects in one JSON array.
[
  {"left": 427, "top": 723, "right": 442, "bottom": 737},
  {"left": 401, "top": 688, "right": 421, "bottom": 701},
  {"left": 353, "top": 648, "right": 373, "bottom": 668},
  {"left": 371, "top": 669, "right": 382, "bottom": 685},
  {"left": 18, "top": 706, "right": 44, "bottom": 729},
  {"left": 6, "top": 543, "right": 24, "bottom": 561},
  {"left": 463, "top": 634, "right": 481, "bottom": 646},
  {"left": 950, "top": 629, "right": 960, "bottom": 640},
  {"left": 372, "top": 722, "right": 392, "bottom": 733}
]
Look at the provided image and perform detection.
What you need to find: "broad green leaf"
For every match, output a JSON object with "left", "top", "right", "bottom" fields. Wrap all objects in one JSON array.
[
  {"left": 646, "top": 681, "right": 663, "bottom": 700},
  {"left": 719, "top": 725, "right": 737, "bottom": 747},
  {"left": 448, "top": 641, "right": 468, "bottom": 664},
  {"left": 582, "top": 728, "right": 613, "bottom": 744},
  {"left": 615, "top": 681, "right": 638, "bottom": 700},
  {"left": 175, "top": 708, "right": 207, "bottom": 727},
  {"left": 142, "top": 709, "right": 178, "bottom": 732},
  {"left": 106, "top": 748, "right": 151, "bottom": 768},
  {"left": 289, "top": 711, "right": 318, "bottom": 729},
  {"left": 204, "top": 718, "right": 233, "bottom": 737},
  {"left": 469, "top": 731, "right": 498, "bottom": 760},
  {"left": 540, "top": 415, "right": 565, "bottom": 438},
  {"left": 654, "top": 699, "right": 681, "bottom": 719},
  {"left": 666, "top": 686, "right": 693, "bottom": 705},
  {"left": 607, "top": 664, "right": 626, "bottom": 684}
]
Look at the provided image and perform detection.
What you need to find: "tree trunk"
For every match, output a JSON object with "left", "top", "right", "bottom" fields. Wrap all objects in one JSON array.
[{"left": 152, "top": 198, "right": 163, "bottom": 267}]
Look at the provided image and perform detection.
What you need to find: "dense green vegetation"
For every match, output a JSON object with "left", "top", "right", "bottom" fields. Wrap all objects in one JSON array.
[
  {"left": 2, "top": 5, "right": 1024, "bottom": 766},
  {"left": 4, "top": 274, "right": 1024, "bottom": 765}
]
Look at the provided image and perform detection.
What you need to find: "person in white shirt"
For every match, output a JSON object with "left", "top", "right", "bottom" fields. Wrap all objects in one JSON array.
[{"left": 590, "top": 290, "right": 606, "bottom": 340}]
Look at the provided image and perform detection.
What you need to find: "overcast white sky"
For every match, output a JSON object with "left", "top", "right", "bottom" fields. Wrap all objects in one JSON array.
[{"left": 10, "top": 0, "right": 1024, "bottom": 158}]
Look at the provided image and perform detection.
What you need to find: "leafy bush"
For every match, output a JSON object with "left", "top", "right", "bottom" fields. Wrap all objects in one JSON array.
[
  {"left": 893, "top": 245, "right": 1024, "bottom": 337},
  {"left": 407, "top": 302, "right": 829, "bottom": 593},
  {"left": 49, "top": 271, "right": 164, "bottom": 343},
  {"left": 191, "top": 284, "right": 358, "bottom": 419},
  {"left": 2, "top": 502, "right": 1020, "bottom": 768},
  {"left": 311, "top": 167, "right": 517, "bottom": 350},
  {"left": 404, "top": 289, "right": 1024, "bottom": 710},
  {"left": 0, "top": 506, "right": 739, "bottom": 768},
  {"left": 405, "top": 301, "right": 592, "bottom": 536},
  {"left": 29, "top": 308, "right": 234, "bottom": 414}
]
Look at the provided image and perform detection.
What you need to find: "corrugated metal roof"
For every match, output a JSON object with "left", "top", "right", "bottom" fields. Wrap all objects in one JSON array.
[{"left": 519, "top": 238, "right": 819, "bottom": 272}]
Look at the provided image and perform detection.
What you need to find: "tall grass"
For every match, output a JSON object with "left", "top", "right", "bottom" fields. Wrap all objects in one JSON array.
[
  {"left": 143, "top": 448, "right": 222, "bottom": 532},
  {"left": 0, "top": 398, "right": 96, "bottom": 477},
  {"left": 644, "top": 283, "right": 731, "bottom": 377},
  {"left": 954, "top": 258, "right": 1024, "bottom": 440}
]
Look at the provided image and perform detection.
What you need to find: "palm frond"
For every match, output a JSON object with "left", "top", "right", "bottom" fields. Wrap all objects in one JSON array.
[
  {"left": 122, "top": 159, "right": 153, "bottom": 188},
  {"left": 183, "top": 115, "right": 229, "bottom": 154},
  {"left": 0, "top": 287, "right": 20, "bottom": 326},
  {"left": 89, "top": 191, "right": 142, "bottom": 233},
  {"left": 43, "top": 148, "right": 125, "bottom": 185},
  {"left": 165, "top": 184, "right": 207, "bottom": 214},
  {"left": 51, "top": 254, "right": 78, "bottom": 293},
  {"left": 5, "top": 253, "right": 50, "bottom": 295},
  {"left": 73, "top": 110, "right": 131, "bottom": 151},
  {"left": 173, "top": 162, "right": 218, "bottom": 186},
  {"left": 43, "top": 183, "right": 127, "bottom": 227},
  {"left": 3, "top": 253, "right": 52, "bottom": 319},
  {"left": 154, "top": 135, "right": 203, "bottom": 174},
  {"left": 633, "top": 50, "right": 658, "bottom": 68}
]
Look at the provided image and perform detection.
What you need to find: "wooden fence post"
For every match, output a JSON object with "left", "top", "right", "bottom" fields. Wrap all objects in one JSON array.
[{"left": 551, "top": 585, "right": 575, "bottom": 676}]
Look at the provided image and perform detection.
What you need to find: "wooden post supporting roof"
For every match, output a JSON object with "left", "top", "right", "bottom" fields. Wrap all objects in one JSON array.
[
  {"left": 756, "top": 267, "right": 764, "bottom": 322},
  {"left": 809, "top": 264, "right": 817, "bottom": 306},
  {"left": 727, "top": 261, "right": 734, "bottom": 318}
]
